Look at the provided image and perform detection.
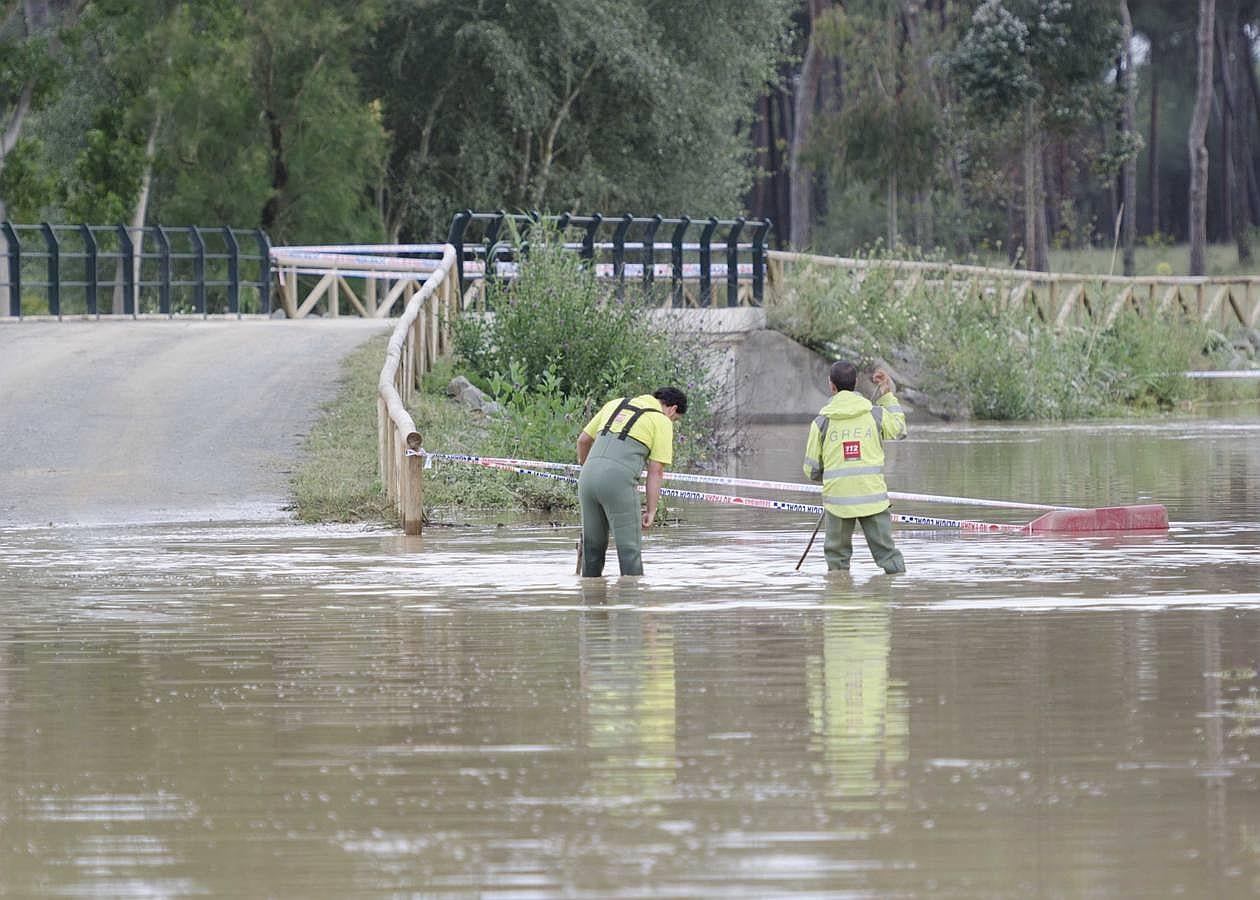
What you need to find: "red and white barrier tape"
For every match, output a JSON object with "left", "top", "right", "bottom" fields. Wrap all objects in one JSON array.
[
  {"left": 435, "top": 455, "right": 1028, "bottom": 533},
  {"left": 412, "top": 450, "right": 1070, "bottom": 512}
]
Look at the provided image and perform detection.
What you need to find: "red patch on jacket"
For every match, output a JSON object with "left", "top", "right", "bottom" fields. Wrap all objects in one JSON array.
[{"left": 842, "top": 440, "right": 861, "bottom": 461}]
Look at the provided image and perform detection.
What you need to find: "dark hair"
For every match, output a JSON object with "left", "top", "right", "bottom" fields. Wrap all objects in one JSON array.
[
  {"left": 654, "top": 386, "right": 688, "bottom": 415},
  {"left": 829, "top": 360, "right": 858, "bottom": 392}
]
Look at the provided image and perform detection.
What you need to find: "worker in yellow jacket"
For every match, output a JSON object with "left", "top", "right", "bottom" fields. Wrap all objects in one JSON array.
[
  {"left": 576, "top": 387, "right": 686, "bottom": 577},
  {"left": 803, "top": 360, "right": 908, "bottom": 573}
]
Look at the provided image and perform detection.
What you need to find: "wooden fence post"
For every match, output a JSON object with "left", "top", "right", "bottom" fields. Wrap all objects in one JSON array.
[{"left": 404, "top": 432, "right": 424, "bottom": 535}]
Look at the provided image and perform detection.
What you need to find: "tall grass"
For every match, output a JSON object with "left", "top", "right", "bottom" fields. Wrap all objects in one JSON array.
[{"left": 768, "top": 261, "right": 1225, "bottom": 420}]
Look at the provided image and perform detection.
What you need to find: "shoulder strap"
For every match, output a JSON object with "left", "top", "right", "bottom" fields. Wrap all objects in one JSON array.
[
  {"left": 600, "top": 397, "right": 664, "bottom": 440},
  {"left": 600, "top": 398, "right": 635, "bottom": 435}
]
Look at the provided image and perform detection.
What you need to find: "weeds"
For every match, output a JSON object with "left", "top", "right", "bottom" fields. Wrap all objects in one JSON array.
[{"left": 769, "top": 258, "right": 1231, "bottom": 420}]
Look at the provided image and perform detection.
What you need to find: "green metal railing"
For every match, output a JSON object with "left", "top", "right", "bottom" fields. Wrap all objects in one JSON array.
[
  {"left": 0, "top": 223, "right": 272, "bottom": 319},
  {"left": 447, "top": 211, "right": 773, "bottom": 307}
]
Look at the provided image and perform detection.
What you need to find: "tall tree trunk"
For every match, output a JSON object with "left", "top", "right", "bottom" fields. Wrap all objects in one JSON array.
[
  {"left": 115, "top": 110, "right": 163, "bottom": 315},
  {"left": 790, "top": 0, "right": 828, "bottom": 250},
  {"left": 750, "top": 91, "right": 773, "bottom": 226},
  {"left": 887, "top": 171, "right": 898, "bottom": 249},
  {"left": 1216, "top": 14, "right": 1252, "bottom": 263},
  {"left": 1023, "top": 101, "right": 1037, "bottom": 269},
  {"left": 260, "top": 107, "right": 287, "bottom": 233},
  {"left": 1035, "top": 139, "right": 1050, "bottom": 270},
  {"left": 1188, "top": 0, "right": 1216, "bottom": 276},
  {"left": 1148, "top": 56, "right": 1161, "bottom": 237},
  {"left": 913, "top": 189, "right": 932, "bottom": 249},
  {"left": 1120, "top": 0, "right": 1137, "bottom": 275},
  {"left": 1220, "top": 85, "right": 1232, "bottom": 244},
  {"left": 531, "top": 61, "right": 594, "bottom": 209},
  {"left": 1239, "top": 21, "right": 1260, "bottom": 225},
  {"left": 1022, "top": 100, "right": 1049, "bottom": 271},
  {"left": 753, "top": 86, "right": 793, "bottom": 248},
  {"left": 776, "top": 88, "right": 793, "bottom": 248}
]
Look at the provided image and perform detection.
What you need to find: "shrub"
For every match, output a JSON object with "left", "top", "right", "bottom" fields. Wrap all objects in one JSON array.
[
  {"left": 454, "top": 234, "right": 720, "bottom": 471},
  {"left": 769, "top": 258, "right": 1226, "bottom": 420}
]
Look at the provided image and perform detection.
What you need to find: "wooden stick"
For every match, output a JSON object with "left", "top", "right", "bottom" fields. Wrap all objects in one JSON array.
[{"left": 796, "top": 512, "right": 826, "bottom": 571}]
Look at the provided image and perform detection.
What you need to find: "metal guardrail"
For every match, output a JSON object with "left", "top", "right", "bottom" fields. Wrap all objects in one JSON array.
[
  {"left": 0, "top": 223, "right": 272, "bottom": 318},
  {"left": 447, "top": 211, "right": 773, "bottom": 308}
]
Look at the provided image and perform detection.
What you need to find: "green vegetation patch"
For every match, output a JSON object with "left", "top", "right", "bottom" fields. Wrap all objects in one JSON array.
[
  {"left": 291, "top": 335, "right": 393, "bottom": 524},
  {"left": 769, "top": 260, "right": 1230, "bottom": 420}
]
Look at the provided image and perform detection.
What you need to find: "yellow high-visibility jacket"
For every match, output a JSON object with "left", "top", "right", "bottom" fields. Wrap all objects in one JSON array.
[{"left": 803, "top": 390, "right": 908, "bottom": 518}]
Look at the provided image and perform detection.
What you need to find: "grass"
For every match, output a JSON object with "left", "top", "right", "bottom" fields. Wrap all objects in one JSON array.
[
  {"left": 290, "top": 340, "right": 577, "bottom": 524},
  {"left": 972, "top": 240, "right": 1260, "bottom": 278},
  {"left": 291, "top": 335, "right": 394, "bottom": 523}
]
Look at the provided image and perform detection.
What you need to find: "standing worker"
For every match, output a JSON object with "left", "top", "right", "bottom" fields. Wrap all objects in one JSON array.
[
  {"left": 803, "top": 360, "right": 908, "bottom": 573},
  {"left": 576, "top": 387, "right": 687, "bottom": 577}
]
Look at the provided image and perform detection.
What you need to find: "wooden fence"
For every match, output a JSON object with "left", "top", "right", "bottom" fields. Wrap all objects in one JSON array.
[
  {"left": 767, "top": 251, "right": 1260, "bottom": 331},
  {"left": 376, "top": 244, "right": 458, "bottom": 534},
  {"left": 270, "top": 245, "right": 449, "bottom": 319}
]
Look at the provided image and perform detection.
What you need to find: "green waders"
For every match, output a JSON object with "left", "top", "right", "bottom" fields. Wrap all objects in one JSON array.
[
  {"left": 823, "top": 508, "right": 906, "bottom": 573},
  {"left": 578, "top": 432, "right": 650, "bottom": 577}
]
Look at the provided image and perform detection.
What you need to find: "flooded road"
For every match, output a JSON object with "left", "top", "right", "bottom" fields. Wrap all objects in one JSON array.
[{"left": 1, "top": 408, "right": 1258, "bottom": 897}]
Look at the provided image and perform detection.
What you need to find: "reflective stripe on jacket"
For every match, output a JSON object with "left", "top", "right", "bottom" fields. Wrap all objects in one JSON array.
[{"left": 803, "top": 390, "right": 907, "bottom": 518}]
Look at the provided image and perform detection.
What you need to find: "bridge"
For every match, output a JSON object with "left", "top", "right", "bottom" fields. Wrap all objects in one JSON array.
[{"left": 4, "top": 212, "right": 1258, "bottom": 529}]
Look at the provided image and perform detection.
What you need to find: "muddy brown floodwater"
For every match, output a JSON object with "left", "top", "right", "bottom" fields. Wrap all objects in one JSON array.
[{"left": 1, "top": 407, "right": 1258, "bottom": 897}]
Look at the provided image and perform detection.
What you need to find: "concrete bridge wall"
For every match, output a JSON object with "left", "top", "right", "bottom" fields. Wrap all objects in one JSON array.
[{"left": 650, "top": 308, "right": 832, "bottom": 425}]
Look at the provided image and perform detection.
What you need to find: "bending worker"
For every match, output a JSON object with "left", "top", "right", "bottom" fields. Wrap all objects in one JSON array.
[
  {"left": 576, "top": 387, "right": 687, "bottom": 577},
  {"left": 803, "top": 360, "right": 908, "bottom": 573}
]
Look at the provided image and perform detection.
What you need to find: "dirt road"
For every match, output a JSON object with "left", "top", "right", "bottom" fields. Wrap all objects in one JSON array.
[{"left": 0, "top": 318, "right": 391, "bottom": 525}]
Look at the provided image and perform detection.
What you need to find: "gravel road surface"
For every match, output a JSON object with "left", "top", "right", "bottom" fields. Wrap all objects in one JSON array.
[{"left": 0, "top": 318, "right": 392, "bottom": 525}]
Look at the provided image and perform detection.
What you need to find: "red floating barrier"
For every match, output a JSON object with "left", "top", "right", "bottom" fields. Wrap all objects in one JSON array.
[{"left": 1026, "top": 504, "right": 1169, "bottom": 534}]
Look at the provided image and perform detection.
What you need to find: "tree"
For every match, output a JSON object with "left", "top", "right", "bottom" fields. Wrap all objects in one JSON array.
[
  {"left": 1, "top": 0, "right": 87, "bottom": 315},
  {"left": 1215, "top": 1, "right": 1252, "bottom": 264},
  {"left": 1188, "top": 0, "right": 1215, "bottom": 275},
  {"left": 361, "top": 0, "right": 793, "bottom": 242},
  {"left": 1119, "top": 0, "right": 1137, "bottom": 275},
  {"left": 950, "top": 0, "right": 1121, "bottom": 271},
  {"left": 811, "top": 0, "right": 944, "bottom": 251},
  {"left": 791, "top": 0, "right": 830, "bottom": 250}
]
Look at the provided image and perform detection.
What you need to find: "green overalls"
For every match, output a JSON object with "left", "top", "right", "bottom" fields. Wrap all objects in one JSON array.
[{"left": 578, "top": 398, "right": 662, "bottom": 577}]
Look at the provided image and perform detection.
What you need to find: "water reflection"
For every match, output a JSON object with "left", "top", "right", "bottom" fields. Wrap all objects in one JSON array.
[
  {"left": 0, "top": 411, "right": 1258, "bottom": 896},
  {"left": 814, "top": 579, "right": 908, "bottom": 814}
]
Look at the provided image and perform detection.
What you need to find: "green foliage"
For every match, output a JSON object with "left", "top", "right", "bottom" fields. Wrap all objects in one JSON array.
[
  {"left": 361, "top": 0, "right": 793, "bottom": 240},
  {"left": 949, "top": 1, "right": 1041, "bottom": 114},
  {"left": 485, "top": 362, "right": 590, "bottom": 468},
  {"left": 454, "top": 235, "right": 723, "bottom": 473},
  {"left": 812, "top": 3, "right": 942, "bottom": 197},
  {"left": 0, "top": 29, "right": 61, "bottom": 113},
  {"left": 0, "top": 138, "right": 58, "bottom": 219},
  {"left": 950, "top": 0, "right": 1122, "bottom": 128},
  {"left": 64, "top": 108, "right": 145, "bottom": 222},
  {"left": 459, "top": 239, "right": 674, "bottom": 401},
  {"left": 7, "top": 0, "right": 388, "bottom": 244},
  {"left": 769, "top": 260, "right": 1223, "bottom": 421},
  {"left": 1087, "top": 312, "right": 1214, "bottom": 410},
  {"left": 482, "top": 365, "right": 585, "bottom": 512}
]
